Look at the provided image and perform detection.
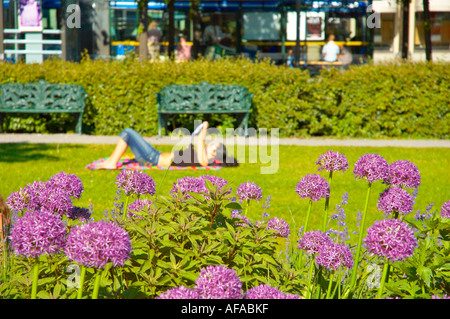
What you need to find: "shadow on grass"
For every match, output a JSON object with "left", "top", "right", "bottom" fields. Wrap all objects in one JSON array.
[{"left": 0, "top": 143, "right": 81, "bottom": 163}]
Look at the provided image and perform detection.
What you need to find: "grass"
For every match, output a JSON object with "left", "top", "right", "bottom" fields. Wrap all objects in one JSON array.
[{"left": 1, "top": 143, "right": 449, "bottom": 245}]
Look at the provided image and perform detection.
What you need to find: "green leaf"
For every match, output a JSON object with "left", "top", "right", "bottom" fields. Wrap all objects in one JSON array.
[
  {"left": 178, "top": 270, "right": 199, "bottom": 282},
  {"left": 37, "top": 290, "right": 51, "bottom": 299},
  {"left": 224, "top": 202, "right": 242, "bottom": 210},
  {"left": 53, "top": 283, "right": 62, "bottom": 299},
  {"left": 187, "top": 192, "right": 207, "bottom": 203},
  {"left": 204, "top": 178, "right": 215, "bottom": 193},
  {"left": 417, "top": 266, "right": 433, "bottom": 287}
]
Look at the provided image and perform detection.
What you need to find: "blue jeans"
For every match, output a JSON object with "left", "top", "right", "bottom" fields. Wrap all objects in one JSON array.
[{"left": 119, "top": 128, "right": 161, "bottom": 166}]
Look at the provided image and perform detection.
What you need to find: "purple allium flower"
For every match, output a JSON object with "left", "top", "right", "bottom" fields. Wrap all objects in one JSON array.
[
  {"left": 295, "top": 174, "right": 330, "bottom": 202},
  {"left": 200, "top": 175, "right": 232, "bottom": 194},
  {"left": 64, "top": 220, "right": 132, "bottom": 269},
  {"left": 231, "top": 210, "right": 251, "bottom": 227},
  {"left": 244, "top": 284, "right": 301, "bottom": 299},
  {"left": 128, "top": 199, "right": 152, "bottom": 213},
  {"left": 9, "top": 209, "right": 67, "bottom": 258},
  {"left": 48, "top": 171, "right": 84, "bottom": 199},
  {"left": 7, "top": 189, "right": 31, "bottom": 213},
  {"left": 116, "top": 170, "right": 156, "bottom": 196},
  {"left": 67, "top": 206, "right": 92, "bottom": 221},
  {"left": 266, "top": 217, "right": 290, "bottom": 238},
  {"left": 316, "top": 150, "right": 349, "bottom": 173},
  {"left": 7, "top": 181, "right": 73, "bottom": 217},
  {"left": 236, "top": 182, "right": 263, "bottom": 202},
  {"left": 7, "top": 181, "right": 49, "bottom": 213},
  {"left": 353, "top": 153, "right": 389, "bottom": 183},
  {"left": 127, "top": 199, "right": 153, "bottom": 219},
  {"left": 441, "top": 200, "right": 450, "bottom": 218},
  {"left": 298, "top": 230, "right": 332, "bottom": 255},
  {"left": 431, "top": 294, "right": 450, "bottom": 299},
  {"left": 157, "top": 286, "right": 201, "bottom": 299},
  {"left": 377, "top": 186, "right": 415, "bottom": 216},
  {"left": 315, "top": 242, "right": 354, "bottom": 270},
  {"left": 39, "top": 186, "right": 73, "bottom": 217},
  {"left": 195, "top": 265, "right": 243, "bottom": 299},
  {"left": 284, "top": 292, "right": 302, "bottom": 299},
  {"left": 363, "top": 219, "right": 417, "bottom": 262},
  {"left": 384, "top": 160, "right": 421, "bottom": 189},
  {"left": 170, "top": 176, "right": 207, "bottom": 199}
]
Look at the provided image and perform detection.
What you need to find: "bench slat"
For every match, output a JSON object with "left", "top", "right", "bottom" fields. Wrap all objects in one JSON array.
[
  {"left": 0, "top": 80, "right": 87, "bottom": 134},
  {"left": 156, "top": 81, "right": 253, "bottom": 137}
]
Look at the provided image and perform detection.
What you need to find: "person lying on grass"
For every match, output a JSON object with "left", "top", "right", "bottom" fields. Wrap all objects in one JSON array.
[{"left": 98, "top": 121, "right": 238, "bottom": 169}]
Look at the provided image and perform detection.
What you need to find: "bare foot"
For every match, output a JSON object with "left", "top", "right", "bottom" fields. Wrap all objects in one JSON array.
[{"left": 97, "top": 158, "right": 118, "bottom": 169}]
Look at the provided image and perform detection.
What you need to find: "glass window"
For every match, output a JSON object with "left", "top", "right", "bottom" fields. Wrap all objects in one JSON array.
[
  {"left": 373, "top": 13, "right": 395, "bottom": 50},
  {"left": 111, "top": 9, "right": 138, "bottom": 42},
  {"left": 415, "top": 12, "right": 450, "bottom": 49}
]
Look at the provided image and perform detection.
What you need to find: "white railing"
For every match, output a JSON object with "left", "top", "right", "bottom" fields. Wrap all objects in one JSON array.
[{"left": 3, "top": 29, "right": 62, "bottom": 56}]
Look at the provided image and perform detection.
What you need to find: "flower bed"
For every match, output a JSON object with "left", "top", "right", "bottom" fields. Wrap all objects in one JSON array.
[{"left": 1, "top": 150, "right": 449, "bottom": 299}]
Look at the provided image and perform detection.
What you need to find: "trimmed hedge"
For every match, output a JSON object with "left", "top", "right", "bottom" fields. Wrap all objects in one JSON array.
[{"left": 0, "top": 57, "right": 448, "bottom": 139}]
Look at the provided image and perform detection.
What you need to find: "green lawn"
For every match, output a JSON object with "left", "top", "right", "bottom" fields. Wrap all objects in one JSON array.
[{"left": 1, "top": 143, "right": 449, "bottom": 244}]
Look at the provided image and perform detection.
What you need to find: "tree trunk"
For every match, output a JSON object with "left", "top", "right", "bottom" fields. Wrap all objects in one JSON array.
[
  {"left": 401, "top": 0, "right": 410, "bottom": 59},
  {"left": 190, "top": 0, "right": 201, "bottom": 60},
  {"left": 423, "top": 0, "right": 432, "bottom": 61},
  {"left": 138, "top": 0, "right": 149, "bottom": 62},
  {"left": 168, "top": 0, "right": 175, "bottom": 60}
]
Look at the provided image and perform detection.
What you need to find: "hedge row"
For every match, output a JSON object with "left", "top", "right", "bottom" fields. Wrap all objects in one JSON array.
[{"left": 0, "top": 57, "right": 448, "bottom": 139}]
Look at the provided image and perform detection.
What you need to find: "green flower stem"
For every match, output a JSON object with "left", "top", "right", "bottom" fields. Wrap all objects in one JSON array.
[
  {"left": 92, "top": 269, "right": 102, "bottom": 299},
  {"left": 304, "top": 199, "right": 313, "bottom": 234},
  {"left": 306, "top": 257, "right": 315, "bottom": 299},
  {"left": 76, "top": 265, "right": 86, "bottom": 299},
  {"left": 376, "top": 261, "right": 390, "bottom": 299},
  {"left": 325, "top": 271, "right": 335, "bottom": 299},
  {"left": 322, "top": 171, "right": 333, "bottom": 232},
  {"left": 122, "top": 196, "right": 130, "bottom": 220},
  {"left": 30, "top": 256, "right": 39, "bottom": 299},
  {"left": 350, "top": 182, "right": 372, "bottom": 290},
  {"left": 156, "top": 158, "right": 173, "bottom": 197},
  {"left": 244, "top": 199, "right": 250, "bottom": 216},
  {"left": 331, "top": 269, "right": 344, "bottom": 299},
  {"left": 298, "top": 200, "right": 313, "bottom": 269}
]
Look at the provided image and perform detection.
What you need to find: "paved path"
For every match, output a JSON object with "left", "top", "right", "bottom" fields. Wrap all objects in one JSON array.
[{"left": 0, "top": 133, "right": 449, "bottom": 148}]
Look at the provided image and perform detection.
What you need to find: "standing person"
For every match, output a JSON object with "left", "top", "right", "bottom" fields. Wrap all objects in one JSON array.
[
  {"left": 97, "top": 122, "right": 238, "bottom": 169},
  {"left": 321, "top": 34, "right": 341, "bottom": 62},
  {"left": 176, "top": 35, "right": 192, "bottom": 62},
  {"left": 147, "top": 21, "right": 162, "bottom": 61}
]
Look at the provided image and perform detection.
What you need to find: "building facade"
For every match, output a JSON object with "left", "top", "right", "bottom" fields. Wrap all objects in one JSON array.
[
  {"left": 1, "top": 0, "right": 449, "bottom": 64},
  {"left": 372, "top": 0, "right": 450, "bottom": 62}
]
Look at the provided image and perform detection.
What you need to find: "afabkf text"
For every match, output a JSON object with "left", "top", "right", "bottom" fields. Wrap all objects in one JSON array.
[{"left": 181, "top": 303, "right": 269, "bottom": 316}]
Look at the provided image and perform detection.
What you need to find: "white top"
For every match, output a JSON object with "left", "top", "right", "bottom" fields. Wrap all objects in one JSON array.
[{"left": 322, "top": 41, "right": 341, "bottom": 62}]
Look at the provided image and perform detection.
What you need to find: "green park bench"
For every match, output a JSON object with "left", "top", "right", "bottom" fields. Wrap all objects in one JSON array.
[
  {"left": 0, "top": 80, "right": 87, "bottom": 134},
  {"left": 156, "top": 81, "right": 253, "bottom": 138}
]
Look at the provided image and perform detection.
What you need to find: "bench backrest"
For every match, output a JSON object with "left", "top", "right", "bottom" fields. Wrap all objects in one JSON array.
[
  {"left": 157, "top": 81, "right": 253, "bottom": 112},
  {"left": 0, "top": 80, "right": 86, "bottom": 112}
]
